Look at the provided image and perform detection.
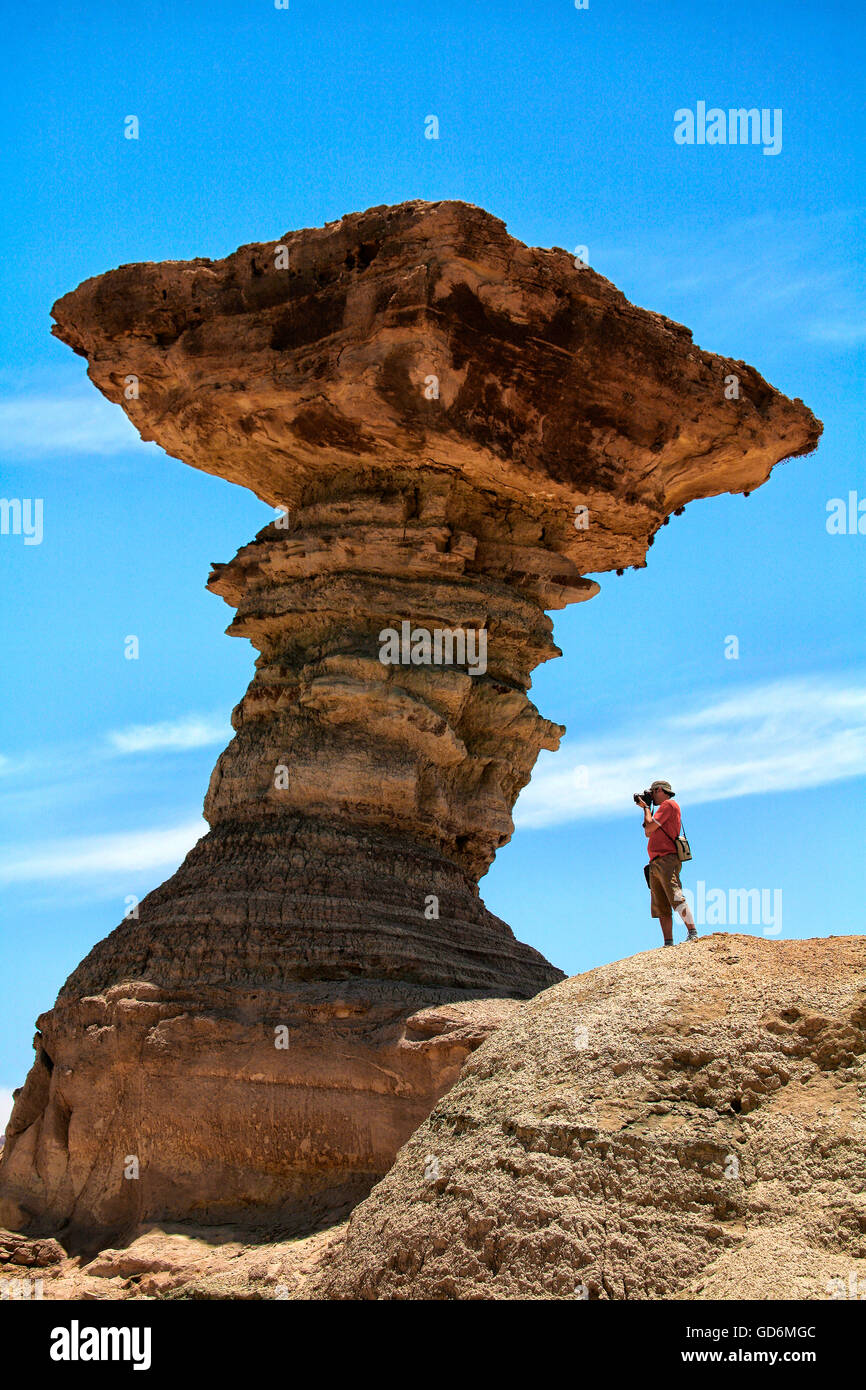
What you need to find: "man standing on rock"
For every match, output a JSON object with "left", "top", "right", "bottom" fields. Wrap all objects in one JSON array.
[{"left": 637, "top": 781, "right": 698, "bottom": 947}]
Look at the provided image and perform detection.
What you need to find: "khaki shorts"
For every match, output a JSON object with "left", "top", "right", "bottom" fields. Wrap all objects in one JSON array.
[{"left": 649, "top": 853, "right": 686, "bottom": 918}]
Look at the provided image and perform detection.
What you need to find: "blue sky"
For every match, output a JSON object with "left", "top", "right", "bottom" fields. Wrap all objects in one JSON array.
[{"left": 1, "top": 0, "right": 864, "bottom": 1125}]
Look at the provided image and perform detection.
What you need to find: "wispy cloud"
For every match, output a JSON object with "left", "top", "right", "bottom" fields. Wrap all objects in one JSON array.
[
  {"left": 595, "top": 210, "right": 866, "bottom": 356},
  {"left": 0, "top": 715, "right": 228, "bottom": 878},
  {"left": 107, "top": 715, "right": 231, "bottom": 754},
  {"left": 3, "top": 682, "right": 863, "bottom": 882},
  {"left": 2, "top": 713, "right": 229, "bottom": 789},
  {"left": 0, "top": 819, "right": 206, "bottom": 885},
  {"left": 806, "top": 319, "right": 866, "bottom": 347},
  {"left": 515, "top": 675, "right": 866, "bottom": 829},
  {"left": 0, "top": 1087, "right": 15, "bottom": 1133},
  {"left": 0, "top": 392, "right": 146, "bottom": 456}
]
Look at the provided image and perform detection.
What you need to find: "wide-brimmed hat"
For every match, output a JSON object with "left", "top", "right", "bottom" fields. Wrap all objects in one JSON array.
[{"left": 651, "top": 779, "right": 675, "bottom": 796}]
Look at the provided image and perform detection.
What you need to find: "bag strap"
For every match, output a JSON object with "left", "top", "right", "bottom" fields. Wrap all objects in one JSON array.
[{"left": 656, "top": 803, "right": 684, "bottom": 848}]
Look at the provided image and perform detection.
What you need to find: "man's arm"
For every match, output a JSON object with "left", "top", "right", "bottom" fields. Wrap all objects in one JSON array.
[{"left": 636, "top": 798, "right": 656, "bottom": 838}]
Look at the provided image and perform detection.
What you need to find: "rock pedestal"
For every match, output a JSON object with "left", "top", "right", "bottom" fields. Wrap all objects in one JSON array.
[{"left": 0, "top": 201, "right": 820, "bottom": 1244}]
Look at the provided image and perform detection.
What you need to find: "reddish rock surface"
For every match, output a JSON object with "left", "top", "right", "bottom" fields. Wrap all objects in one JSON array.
[{"left": 0, "top": 201, "right": 820, "bottom": 1246}]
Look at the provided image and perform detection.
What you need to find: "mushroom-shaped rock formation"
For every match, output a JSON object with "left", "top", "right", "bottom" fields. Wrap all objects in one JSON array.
[{"left": 0, "top": 201, "right": 820, "bottom": 1245}]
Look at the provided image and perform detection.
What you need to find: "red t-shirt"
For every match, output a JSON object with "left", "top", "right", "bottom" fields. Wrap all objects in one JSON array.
[{"left": 648, "top": 799, "right": 681, "bottom": 860}]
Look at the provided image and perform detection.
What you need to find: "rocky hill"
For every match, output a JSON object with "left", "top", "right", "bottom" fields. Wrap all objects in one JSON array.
[{"left": 319, "top": 934, "right": 866, "bottom": 1300}]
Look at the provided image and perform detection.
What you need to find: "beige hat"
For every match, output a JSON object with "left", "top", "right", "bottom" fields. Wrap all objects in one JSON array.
[{"left": 651, "top": 780, "right": 675, "bottom": 795}]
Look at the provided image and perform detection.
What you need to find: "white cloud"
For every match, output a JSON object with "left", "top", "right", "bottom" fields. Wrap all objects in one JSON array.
[
  {"left": 0, "top": 1087, "right": 15, "bottom": 1133},
  {"left": 0, "top": 819, "right": 206, "bottom": 885},
  {"left": 0, "top": 393, "right": 146, "bottom": 456},
  {"left": 595, "top": 210, "right": 866, "bottom": 356},
  {"left": 0, "top": 1084, "right": 15, "bottom": 1128},
  {"left": 3, "top": 682, "right": 863, "bottom": 884},
  {"left": 515, "top": 676, "right": 866, "bottom": 829},
  {"left": 807, "top": 319, "right": 866, "bottom": 347},
  {"left": 107, "top": 715, "right": 231, "bottom": 754}
]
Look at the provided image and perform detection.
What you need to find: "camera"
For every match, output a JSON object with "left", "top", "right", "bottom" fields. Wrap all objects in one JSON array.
[{"left": 633, "top": 788, "right": 654, "bottom": 807}]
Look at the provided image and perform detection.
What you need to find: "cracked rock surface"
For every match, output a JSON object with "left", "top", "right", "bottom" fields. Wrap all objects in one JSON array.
[{"left": 319, "top": 935, "right": 866, "bottom": 1300}]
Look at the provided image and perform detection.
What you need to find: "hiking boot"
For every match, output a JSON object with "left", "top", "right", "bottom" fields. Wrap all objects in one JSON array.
[{"left": 686, "top": 930, "right": 699, "bottom": 942}]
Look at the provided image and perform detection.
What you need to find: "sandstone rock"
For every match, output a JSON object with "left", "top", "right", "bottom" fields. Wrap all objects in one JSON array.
[
  {"left": 83, "top": 1244, "right": 198, "bottom": 1281},
  {"left": 0, "top": 201, "right": 820, "bottom": 1245},
  {"left": 319, "top": 935, "right": 866, "bottom": 1300},
  {"left": 0, "top": 1229, "right": 65, "bottom": 1267},
  {"left": 0, "top": 989, "right": 524, "bottom": 1245},
  {"left": 1, "top": 1220, "right": 346, "bottom": 1301}
]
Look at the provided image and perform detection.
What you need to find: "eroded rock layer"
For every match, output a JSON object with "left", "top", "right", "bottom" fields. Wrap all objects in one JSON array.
[
  {"left": 0, "top": 201, "right": 820, "bottom": 1244},
  {"left": 203, "top": 474, "right": 594, "bottom": 883}
]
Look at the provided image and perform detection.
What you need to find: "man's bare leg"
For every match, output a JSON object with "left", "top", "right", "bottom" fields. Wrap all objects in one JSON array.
[{"left": 658, "top": 911, "right": 674, "bottom": 945}]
